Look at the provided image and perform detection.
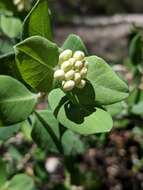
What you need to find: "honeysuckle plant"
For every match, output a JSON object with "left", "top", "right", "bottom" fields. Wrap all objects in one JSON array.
[{"left": 0, "top": 0, "right": 129, "bottom": 154}]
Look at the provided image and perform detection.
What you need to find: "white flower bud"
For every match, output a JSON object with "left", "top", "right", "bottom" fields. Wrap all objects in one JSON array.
[
  {"left": 68, "top": 58, "right": 76, "bottom": 66},
  {"left": 73, "top": 51, "right": 85, "bottom": 61},
  {"left": 65, "top": 70, "right": 75, "bottom": 80},
  {"left": 54, "top": 69, "right": 65, "bottom": 81},
  {"left": 56, "top": 49, "right": 87, "bottom": 91},
  {"left": 74, "top": 61, "right": 84, "bottom": 70},
  {"left": 17, "top": 3, "right": 24, "bottom": 11},
  {"left": 76, "top": 80, "right": 86, "bottom": 89},
  {"left": 74, "top": 72, "right": 81, "bottom": 84},
  {"left": 63, "top": 80, "right": 75, "bottom": 91},
  {"left": 59, "top": 49, "right": 72, "bottom": 63},
  {"left": 13, "top": 0, "right": 21, "bottom": 5},
  {"left": 80, "top": 67, "right": 88, "bottom": 78},
  {"left": 45, "top": 157, "right": 60, "bottom": 173},
  {"left": 61, "top": 60, "right": 73, "bottom": 72}
]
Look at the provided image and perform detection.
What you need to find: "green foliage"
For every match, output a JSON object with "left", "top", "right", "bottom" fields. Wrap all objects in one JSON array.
[
  {"left": 62, "top": 130, "right": 85, "bottom": 155},
  {"left": 32, "top": 109, "right": 60, "bottom": 152},
  {"left": 0, "top": 124, "right": 21, "bottom": 141},
  {"left": 0, "top": 38, "right": 13, "bottom": 55},
  {"left": 0, "top": 75, "right": 37, "bottom": 125},
  {"left": 48, "top": 88, "right": 113, "bottom": 135},
  {"left": 105, "top": 102, "right": 125, "bottom": 117},
  {"left": 0, "top": 1, "right": 130, "bottom": 184},
  {"left": 0, "top": 15, "right": 22, "bottom": 38},
  {"left": 86, "top": 56, "right": 129, "bottom": 105},
  {"left": 1, "top": 174, "right": 36, "bottom": 190},
  {"left": 2, "top": 1, "right": 143, "bottom": 190},
  {"left": 62, "top": 34, "right": 88, "bottom": 55},
  {"left": 15, "top": 36, "right": 59, "bottom": 92},
  {"left": 22, "top": 0, "right": 53, "bottom": 40},
  {"left": 131, "top": 101, "right": 143, "bottom": 115},
  {"left": 129, "top": 33, "right": 143, "bottom": 64},
  {"left": 0, "top": 160, "right": 7, "bottom": 188},
  {"left": 0, "top": 53, "right": 21, "bottom": 79}
]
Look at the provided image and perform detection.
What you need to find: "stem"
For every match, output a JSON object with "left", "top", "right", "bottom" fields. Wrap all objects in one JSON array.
[
  {"left": 66, "top": 92, "right": 79, "bottom": 105},
  {"left": 34, "top": 111, "right": 63, "bottom": 154}
]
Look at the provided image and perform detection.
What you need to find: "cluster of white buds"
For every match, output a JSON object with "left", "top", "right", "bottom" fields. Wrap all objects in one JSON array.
[
  {"left": 54, "top": 49, "right": 88, "bottom": 91},
  {"left": 13, "top": 0, "right": 32, "bottom": 11}
]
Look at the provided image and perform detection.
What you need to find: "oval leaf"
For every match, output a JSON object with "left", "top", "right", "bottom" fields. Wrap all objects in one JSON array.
[
  {"left": 22, "top": 0, "right": 53, "bottom": 40},
  {"left": 6, "top": 174, "right": 35, "bottom": 190},
  {"left": 15, "top": 36, "right": 59, "bottom": 92},
  {"left": 56, "top": 105, "right": 112, "bottom": 135},
  {"left": 1, "top": 15, "right": 22, "bottom": 38},
  {"left": 0, "top": 52, "right": 22, "bottom": 80},
  {"left": 0, "top": 75, "right": 37, "bottom": 125},
  {"left": 86, "top": 56, "right": 129, "bottom": 105},
  {"left": 0, "top": 124, "right": 21, "bottom": 141},
  {"left": 32, "top": 109, "right": 60, "bottom": 152},
  {"left": 129, "top": 34, "right": 143, "bottom": 64},
  {"left": 62, "top": 34, "right": 88, "bottom": 55},
  {"left": 131, "top": 101, "right": 143, "bottom": 115},
  {"left": 48, "top": 89, "right": 113, "bottom": 135},
  {"left": 62, "top": 130, "right": 85, "bottom": 155}
]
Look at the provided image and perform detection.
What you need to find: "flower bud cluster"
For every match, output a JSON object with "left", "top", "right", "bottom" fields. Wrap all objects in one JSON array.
[{"left": 54, "top": 49, "right": 88, "bottom": 91}]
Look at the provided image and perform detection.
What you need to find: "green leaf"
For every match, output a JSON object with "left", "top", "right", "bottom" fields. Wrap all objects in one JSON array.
[
  {"left": 0, "top": 124, "right": 20, "bottom": 141},
  {"left": 86, "top": 56, "right": 129, "bottom": 105},
  {"left": 0, "top": 52, "right": 22, "bottom": 79},
  {"left": 48, "top": 88, "right": 66, "bottom": 112},
  {"left": 22, "top": 0, "right": 53, "bottom": 40},
  {"left": 32, "top": 109, "right": 60, "bottom": 152},
  {"left": 62, "top": 130, "right": 85, "bottom": 155},
  {"left": 8, "top": 146, "right": 22, "bottom": 162},
  {"left": 105, "top": 102, "right": 125, "bottom": 116},
  {"left": 129, "top": 34, "right": 143, "bottom": 64},
  {"left": 15, "top": 36, "right": 59, "bottom": 92},
  {"left": 1, "top": 15, "right": 22, "bottom": 38},
  {"left": 21, "top": 120, "right": 33, "bottom": 141},
  {"left": 48, "top": 89, "right": 113, "bottom": 135},
  {"left": 62, "top": 34, "right": 88, "bottom": 55},
  {"left": 131, "top": 101, "right": 143, "bottom": 115},
  {"left": 5, "top": 174, "right": 36, "bottom": 190},
  {"left": 0, "top": 75, "right": 37, "bottom": 125},
  {"left": 0, "top": 38, "right": 13, "bottom": 54},
  {"left": 126, "top": 88, "right": 143, "bottom": 107},
  {"left": 55, "top": 105, "right": 112, "bottom": 135},
  {"left": 0, "top": 160, "right": 7, "bottom": 188}
]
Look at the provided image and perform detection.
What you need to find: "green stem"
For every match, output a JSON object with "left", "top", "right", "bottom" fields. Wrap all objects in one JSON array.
[{"left": 66, "top": 92, "right": 79, "bottom": 105}]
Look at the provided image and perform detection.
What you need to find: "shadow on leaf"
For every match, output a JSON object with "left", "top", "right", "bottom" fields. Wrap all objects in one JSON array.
[
  {"left": 54, "top": 96, "right": 68, "bottom": 118},
  {"left": 72, "top": 80, "right": 96, "bottom": 107},
  {"left": 64, "top": 101, "right": 96, "bottom": 124},
  {"left": 53, "top": 81, "right": 96, "bottom": 124}
]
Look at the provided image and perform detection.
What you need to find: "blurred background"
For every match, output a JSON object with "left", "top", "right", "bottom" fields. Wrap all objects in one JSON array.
[{"left": 0, "top": 0, "right": 143, "bottom": 190}]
